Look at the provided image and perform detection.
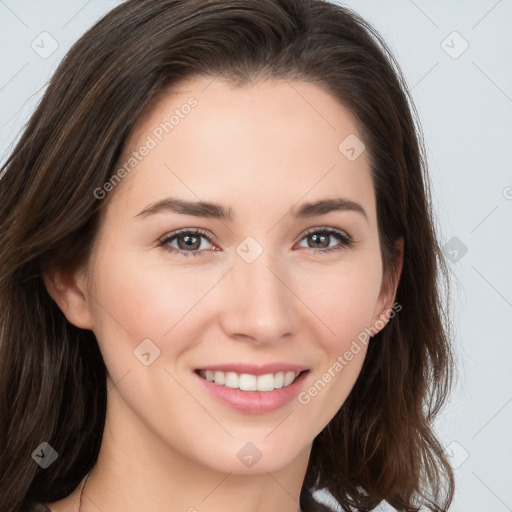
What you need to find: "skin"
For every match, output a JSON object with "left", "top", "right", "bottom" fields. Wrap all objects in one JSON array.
[{"left": 43, "top": 76, "right": 403, "bottom": 512}]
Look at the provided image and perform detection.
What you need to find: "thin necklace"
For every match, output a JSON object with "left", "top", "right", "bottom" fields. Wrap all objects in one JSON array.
[{"left": 78, "top": 472, "right": 90, "bottom": 512}]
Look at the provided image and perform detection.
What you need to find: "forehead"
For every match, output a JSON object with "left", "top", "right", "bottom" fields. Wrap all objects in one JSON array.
[{"left": 106, "top": 76, "right": 374, "bottom": 222}]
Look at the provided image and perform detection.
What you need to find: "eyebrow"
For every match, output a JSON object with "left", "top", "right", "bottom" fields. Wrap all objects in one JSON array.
[{"left": 135, "top": 197, "right": 368, "bottom": 223}]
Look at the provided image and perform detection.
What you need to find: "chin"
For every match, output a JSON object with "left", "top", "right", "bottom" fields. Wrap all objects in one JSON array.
[{"left": 195, "top": 438, "right": 306, "bottom": 475}]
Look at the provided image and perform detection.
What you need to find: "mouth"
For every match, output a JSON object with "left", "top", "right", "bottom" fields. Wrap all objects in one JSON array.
[{"left": 194, "top": 368, "right": 309, "bottom": 392}]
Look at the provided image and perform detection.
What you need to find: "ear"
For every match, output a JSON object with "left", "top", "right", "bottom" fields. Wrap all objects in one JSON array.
[
  {"left": 371, "top": 237, "right": 404, "bottom": 331},
  {"left": 42, "top": 265, "right": 94, "bottom": 330}
]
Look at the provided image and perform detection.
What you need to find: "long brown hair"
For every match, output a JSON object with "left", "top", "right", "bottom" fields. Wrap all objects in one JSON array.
[{"left": 0, "top": 1, "right": 455, "bottom": 510}]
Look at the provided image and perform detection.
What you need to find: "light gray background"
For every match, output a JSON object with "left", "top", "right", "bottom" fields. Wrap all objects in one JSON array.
[{"left": 1, "top": 1, "right": 511, "bottom": 511}]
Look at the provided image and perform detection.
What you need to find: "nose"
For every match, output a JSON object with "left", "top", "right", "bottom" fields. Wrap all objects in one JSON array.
[{"left": 218, "top": 251, "right": 295, "bottom": 346}]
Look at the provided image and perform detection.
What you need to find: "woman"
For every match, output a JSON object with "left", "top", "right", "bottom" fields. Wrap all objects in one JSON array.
[{"left": 0, "top": 1, "right": 455, "bottom": 511}]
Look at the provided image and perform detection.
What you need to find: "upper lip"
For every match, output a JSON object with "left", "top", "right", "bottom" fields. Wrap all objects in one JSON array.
[{"left": 195, "top": 363, "right": 309, "bottom": 376}]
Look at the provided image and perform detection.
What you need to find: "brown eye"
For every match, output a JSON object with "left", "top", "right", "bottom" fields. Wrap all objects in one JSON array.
[
  {"left": 297, "top": 227, "right": 353, "bottom": 253},
  {"left": 159, "top": 229, "right": 215, "bottom": 257},
  {"left": 176, "top": 233, "right": 202, "bottom": 251}
]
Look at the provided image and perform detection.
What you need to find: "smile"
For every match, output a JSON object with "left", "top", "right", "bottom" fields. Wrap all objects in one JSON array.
[{"left": 196, "top": 369, "right": 305, "bottom": 392}]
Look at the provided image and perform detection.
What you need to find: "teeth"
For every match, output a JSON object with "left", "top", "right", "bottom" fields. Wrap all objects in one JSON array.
[
  {"left": 225, "top": 371, "right": 238, "bottom": 389},
  {"left": 200, "top": 370, "right": 300, "bottom": 392}
]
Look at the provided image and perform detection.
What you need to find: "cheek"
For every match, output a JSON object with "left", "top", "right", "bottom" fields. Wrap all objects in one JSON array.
[
  {"left": 289, "top": 258, "right": 381, "bottom": 417},
  {"left": 87, "top": 249, "right": 219, "bottom": 368},
  {"left": 297, "top": 345, "right": 366, "bottom": 433},
  {"left": 86, "top": 252, "right": 213, "bottom": 448},
  {"left": 292, "top": 258, "right": 383, "bottom": 345}
]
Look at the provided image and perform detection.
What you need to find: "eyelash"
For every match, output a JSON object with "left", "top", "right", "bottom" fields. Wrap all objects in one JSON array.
[{"left": 158, "top": 227, "right": 354, "bottom": 258}]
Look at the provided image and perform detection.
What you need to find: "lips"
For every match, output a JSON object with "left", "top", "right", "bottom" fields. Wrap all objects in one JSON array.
[{"left": 193, "top": 367, "right": 310, "bottom": 414}]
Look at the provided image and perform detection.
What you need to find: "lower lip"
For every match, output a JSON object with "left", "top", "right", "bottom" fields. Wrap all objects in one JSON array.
[{"left": 194, "top": 370, "right": 310, "bottom": 414}]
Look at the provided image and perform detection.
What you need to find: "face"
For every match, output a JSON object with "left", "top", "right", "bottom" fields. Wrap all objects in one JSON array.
[{"left": 47, "top": 77, "right": 402, "bottom": 475}]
